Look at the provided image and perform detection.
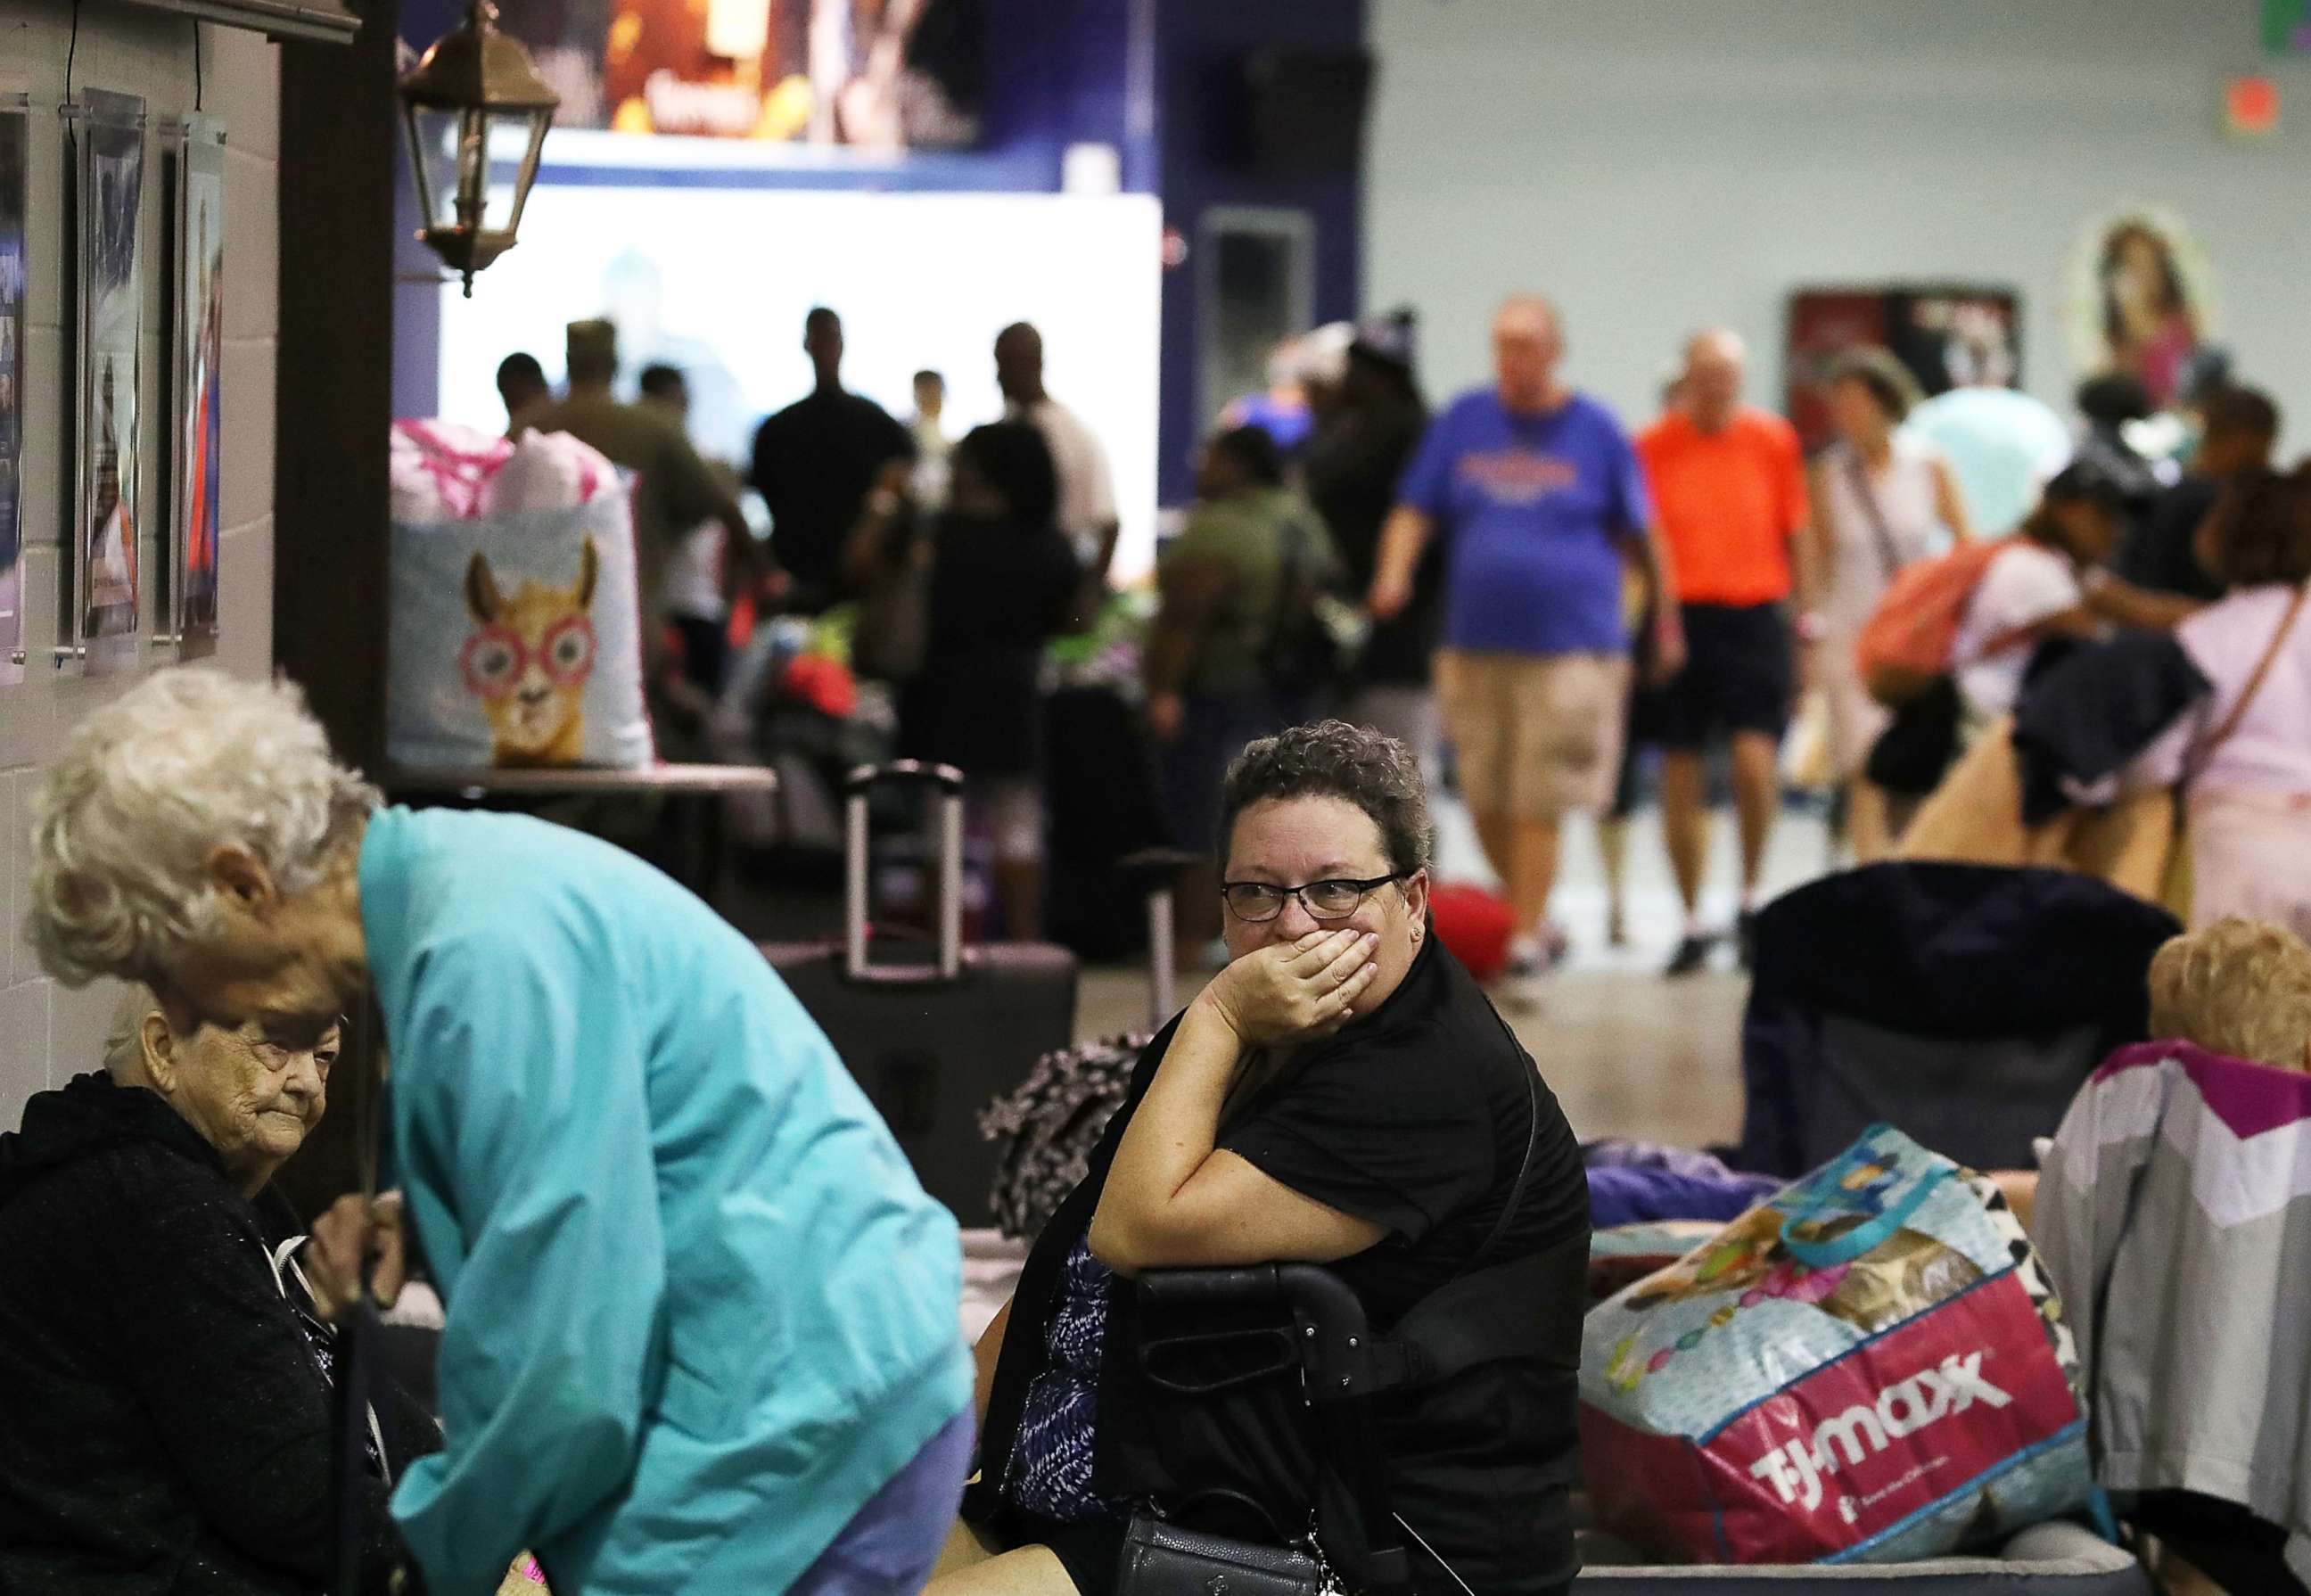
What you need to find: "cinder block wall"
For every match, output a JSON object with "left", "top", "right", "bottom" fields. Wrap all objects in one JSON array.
[{"left": 0, "top": 0, "right": 279, "bottom": 1121}]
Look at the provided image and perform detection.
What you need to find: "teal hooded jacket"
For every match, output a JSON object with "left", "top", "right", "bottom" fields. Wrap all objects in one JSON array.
[{"left": 359, "top": 806, "right": 970, "bottom": 1593}]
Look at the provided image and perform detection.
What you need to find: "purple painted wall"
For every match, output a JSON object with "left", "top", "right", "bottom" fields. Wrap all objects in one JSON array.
[
  {"left": 1153, "top": 0, "right": 1366, "bottom": 505},
  {"left": 981, "top": 0, "right": 1161, "bottom": 193}
]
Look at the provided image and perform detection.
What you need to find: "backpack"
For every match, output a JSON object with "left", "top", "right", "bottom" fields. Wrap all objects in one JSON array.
[
  {"left": 977, "top": 1033, "right": 1141, "bottom": 1240},
  {"left": 1261, "top": 505, "right": 1363, "bottom": 702},
  {"left": 1853, "top": 539, "right": 2011, "bottom": 707}
]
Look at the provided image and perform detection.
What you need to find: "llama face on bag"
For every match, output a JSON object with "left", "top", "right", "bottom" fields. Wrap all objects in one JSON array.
[
  {"left": 389, "top": 454, "right": 653, "bottom": 772},
  {"left": 461, "top": 538, "right": 600, "bottom": 767}
]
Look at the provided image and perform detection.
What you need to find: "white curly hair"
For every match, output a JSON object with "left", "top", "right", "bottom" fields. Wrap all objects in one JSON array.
[{"left": 27, "top": 668, "right": 380, "bottom": 989}]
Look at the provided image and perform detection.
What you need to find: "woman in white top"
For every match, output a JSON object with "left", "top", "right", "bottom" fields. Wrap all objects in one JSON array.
[
  {"left": 2124, "top": 469, "right": 2311, "bottom": 937},
  {"left": 1803, "top": 350, "right": 1975, "bottom": 861},
  {"left": 1949, "top": 462, "right": 2140, "bottom": 728}
]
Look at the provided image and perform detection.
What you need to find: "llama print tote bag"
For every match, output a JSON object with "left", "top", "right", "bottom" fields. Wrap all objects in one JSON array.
[{"left": 389, "top": 424, "right": 654, "bottom": 770}]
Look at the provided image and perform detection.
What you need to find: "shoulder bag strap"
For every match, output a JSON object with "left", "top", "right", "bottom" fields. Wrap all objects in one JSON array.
[
  {"left": 1250, "top": 504, "right": 1301, "bottom": 662},
  {"left": 1840, "top": 445, "right": 1907, "bottom": 584},
  {"left": 1362, "top": 1037, "right": 1544, "bottom": 1596},
  {"left": 271, "top": 1238, "right": 397, "bottom": 1494},
  {"left": 1465, "top": 1029, "right": 1542, "bottom": 1274},
  {"left": 2185, "top": 581, "right": 2308, "bottom": 787},
  {"left": 1276, "top": 505, "right": 1314, "bottom": 608}
]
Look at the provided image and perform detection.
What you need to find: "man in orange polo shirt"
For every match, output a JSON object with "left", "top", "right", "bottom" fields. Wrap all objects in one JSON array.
[{"left": 1635, "top": 329, "right": 1809, "bottom": 976}]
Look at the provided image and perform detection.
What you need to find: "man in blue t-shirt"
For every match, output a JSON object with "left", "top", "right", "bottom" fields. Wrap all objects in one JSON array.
[{"left": 1369, "top": 295, "right": 1684, "bottom": 975}]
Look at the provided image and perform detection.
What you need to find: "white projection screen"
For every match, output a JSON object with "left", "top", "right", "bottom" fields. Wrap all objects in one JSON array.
[{"left": 434, "top": 185, "right": 1165, "bottom": 579}]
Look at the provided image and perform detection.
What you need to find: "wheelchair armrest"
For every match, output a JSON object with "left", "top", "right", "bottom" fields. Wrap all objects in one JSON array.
[
  {"left": 1136, "top": 1264, "right": 1283, "bottom": 1315},
  {"left": 1133, "top": 1264, "right": 1376, "bottom": 1330},
  {"left": 1139, "top": 1263, "right": 1399, "bottom": 1403},
  {"left": 1272, "top": 1264, "right": 1375, "bottom": 1342}
]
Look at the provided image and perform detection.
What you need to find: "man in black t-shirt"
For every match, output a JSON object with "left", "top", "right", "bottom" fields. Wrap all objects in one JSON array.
[
  {"left": 1305, "top": 318, "right": 1438, "bottom": 769},
  {"left": 749, "top": 307, "right": 914, "bottom": 611}
]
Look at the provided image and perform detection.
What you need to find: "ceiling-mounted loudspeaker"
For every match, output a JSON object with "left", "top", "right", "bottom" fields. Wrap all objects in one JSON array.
[
  {"left": 1199, "top": 48, "right": 1374, "bottom": 177},
  {"left": 1246, "top": 49, "right": 1373, "bottom": 175}
]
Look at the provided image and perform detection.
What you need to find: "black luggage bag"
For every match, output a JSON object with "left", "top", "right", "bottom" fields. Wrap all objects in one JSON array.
[
  {"left": 1043, "top": 684, "right": 1171, "bottom": 959},
  {"left": 763, "top": 761, "right": 1077, "bottom": 1224}
]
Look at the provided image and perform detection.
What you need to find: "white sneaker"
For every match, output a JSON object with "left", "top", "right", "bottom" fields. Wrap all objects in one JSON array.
[{"left": 1506, "top": 923, "right": 1571, "bottom": 978}]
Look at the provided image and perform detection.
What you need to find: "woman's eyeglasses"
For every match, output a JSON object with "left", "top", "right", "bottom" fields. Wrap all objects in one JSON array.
[{"left": 1221, "top": 874, "right": 1404, "bottom": 924}]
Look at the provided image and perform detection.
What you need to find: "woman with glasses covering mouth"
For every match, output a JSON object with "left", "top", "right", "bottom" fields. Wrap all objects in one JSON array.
[{"left": 934, "top": 720, "right": 1593, "bottom": 1596}]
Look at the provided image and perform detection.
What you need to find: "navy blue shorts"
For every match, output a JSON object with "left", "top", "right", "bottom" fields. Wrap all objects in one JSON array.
[
  {"left": 788, "top": 1411, "right": 975, "bottom": 1595},
  {"left": 1657, "top": 603, "right": 1793, "bottom": 750}
]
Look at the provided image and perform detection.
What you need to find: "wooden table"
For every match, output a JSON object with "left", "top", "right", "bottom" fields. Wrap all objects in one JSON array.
[{"left": 382, "top": 762, "right": 777, "bottom": 908}]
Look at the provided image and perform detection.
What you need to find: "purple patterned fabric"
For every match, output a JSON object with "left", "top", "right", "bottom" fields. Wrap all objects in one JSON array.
[{"left": 1002, "top": 1238, "right": 1128, "bottom": 1526}]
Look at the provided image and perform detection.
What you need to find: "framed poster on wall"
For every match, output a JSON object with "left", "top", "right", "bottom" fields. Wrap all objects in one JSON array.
[
  {"left": 64, "top": 89, "right": 147, "bottom": 675},
  {"left": 488, "top": 0, "right": 983, "bottom": 145},
  {"left": 2064, "top": 207, "right": 2216, "bottom": 411},
  {"left": 0, "top": 94, "right": 29, "bottom": 687},
  {"left": 169, "top": 117, "right": 223, "bottom": 658},
  {"left": 1783, "top": 285, "right": 2021, "bottom": 455}
]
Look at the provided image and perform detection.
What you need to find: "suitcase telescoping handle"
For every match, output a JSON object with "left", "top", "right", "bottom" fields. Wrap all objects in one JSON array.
[
  {"left": 1120, "top": 848, "right": 1201, "bottom": 1028},
  {"left": 844, "top": 761, "right": 966, "bottom": 985}
]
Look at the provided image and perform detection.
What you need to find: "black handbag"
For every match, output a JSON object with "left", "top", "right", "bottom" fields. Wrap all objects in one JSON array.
[
  {"left": 1118, "top": 1510, "right": 1330, "bottom": 1596},
  {"left": 1262, "top": 506, "right": 1361, "bottom": 703},
  {"left": 1865, "top": 674, "right": 1963, "bottom": 797}
]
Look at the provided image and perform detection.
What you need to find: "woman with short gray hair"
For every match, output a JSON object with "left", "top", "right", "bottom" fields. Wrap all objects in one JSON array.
[
  {"left": 0, "top": 987, "right": 431, "bottom": 1595},
  {"left": 23, "top": 665, "right": 975, "bottom": 1596}
]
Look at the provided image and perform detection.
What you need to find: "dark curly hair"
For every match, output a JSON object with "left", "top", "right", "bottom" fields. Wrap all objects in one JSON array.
[
  {"left": 952, "top": 422, "right": 1060, "bottom": 530},
  {"left": 2202, "top": 384, "right": 2280, "bottom": 448},
  {"left": 2202, "top": 466, "right": 2311, "bottom": 590},
  {"left": 1216, "top": 720, "right": 1433, "bottom": 876},
  {"left": 1208, "top": 424, "right": 1287, "bottom": 489}
]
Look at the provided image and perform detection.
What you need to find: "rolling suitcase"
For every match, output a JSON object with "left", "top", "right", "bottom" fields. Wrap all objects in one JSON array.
[{"left": 762, "top": 761, "right": 1077, "bottom": 1224}]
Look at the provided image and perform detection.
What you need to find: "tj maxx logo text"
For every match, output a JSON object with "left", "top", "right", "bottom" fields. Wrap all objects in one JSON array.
[{"left": 1748, "top": 1353, "right": 2013, "bottom": 1516}]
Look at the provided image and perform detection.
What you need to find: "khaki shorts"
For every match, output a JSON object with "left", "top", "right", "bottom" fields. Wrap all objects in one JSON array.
[{"left": 1436, "top": 648, "right": 1632, "bottom": 822}]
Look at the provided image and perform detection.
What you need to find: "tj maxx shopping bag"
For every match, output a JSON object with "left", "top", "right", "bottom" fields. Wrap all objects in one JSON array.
[{"left": 1579, "top": 1125, "right": 2099, "bottom": 1565}]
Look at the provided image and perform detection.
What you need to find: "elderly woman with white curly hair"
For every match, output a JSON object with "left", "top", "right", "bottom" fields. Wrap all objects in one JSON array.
[
  {"left": 0, "top": 986, "right": 439, "bottom": 1596},
  {"left": 21, "top": 666, "right": 975, "bottom": 1596}
]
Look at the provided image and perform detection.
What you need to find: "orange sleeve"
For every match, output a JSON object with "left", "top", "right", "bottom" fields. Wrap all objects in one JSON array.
[{"left": 1633, "top": 425, "right": 1674, "bottom": 514}]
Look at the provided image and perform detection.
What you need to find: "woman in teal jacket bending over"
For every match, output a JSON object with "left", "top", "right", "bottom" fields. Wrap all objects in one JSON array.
[{"left": 25, "top": 667, "right": 973, "bottom": 1596}]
